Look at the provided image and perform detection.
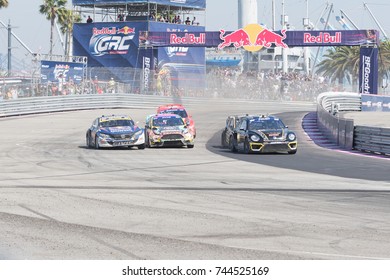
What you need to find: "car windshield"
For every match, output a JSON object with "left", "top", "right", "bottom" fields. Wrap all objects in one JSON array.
[
  {"left": 249, "top": 120, "right": 283, "bottom": 130},
  {"left": 160, "top": 109, "right": 188, "bottom": 118},
  {"left": 100, "top": 119, "right": 134, "bottom": 127},
  {"left": 153, "top": 116, "right": 184, "bottom": 126}
]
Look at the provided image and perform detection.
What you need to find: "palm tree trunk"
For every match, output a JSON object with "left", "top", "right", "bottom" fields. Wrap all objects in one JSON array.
[{"left": 50, "top": 17, "right": 54, "bottom": 57}]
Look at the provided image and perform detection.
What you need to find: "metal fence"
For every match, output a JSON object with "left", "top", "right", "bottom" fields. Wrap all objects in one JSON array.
[
  {"left": 1, "top": 66, "right": 340, "bottom": 101},
  {"left": 354, "top": 126, "right": 390, "bottom": 155}
]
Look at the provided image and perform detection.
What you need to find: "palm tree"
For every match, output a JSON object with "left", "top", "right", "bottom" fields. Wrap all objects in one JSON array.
[
  {"left": 317, "top": 42, "right": 390, "bottom": 92},
  {"left": 39, "top": 0, "right": 68, "bottom": 57},
  {"left": 378, "top": 40, "right": 390, "bottom": 87},
  {"left": 316, "top": 46, "right": 361, "bottom": 90},
  {"left": 0, "top": 0, "right": 8, "bottom": 9},
  {"left": 58, "top": 9, "right": 81, "bottom": 57}
]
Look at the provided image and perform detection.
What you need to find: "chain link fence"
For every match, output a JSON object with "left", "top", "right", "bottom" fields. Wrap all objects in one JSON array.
[{"left": 1, "top": 66, "right": 349, "bottom": 102}]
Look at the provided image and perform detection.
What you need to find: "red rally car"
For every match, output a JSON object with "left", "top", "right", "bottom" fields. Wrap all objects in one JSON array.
[{"left": 156, "top": 104, "right": 196, "bottom": 138}]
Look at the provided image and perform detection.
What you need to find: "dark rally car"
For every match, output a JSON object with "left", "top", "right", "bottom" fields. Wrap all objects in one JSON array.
[{"left": 228, "top": 114, "right": 297, "bottom": 154}]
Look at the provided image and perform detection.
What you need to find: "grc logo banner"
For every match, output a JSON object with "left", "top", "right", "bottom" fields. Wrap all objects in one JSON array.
[
  {"left": 41, "top": 60, "right": 84, "bottom": 84},
  {"left": 359, "top": 46, "right": 378, "bottom": 94},
  {"left": 89, "top": 26, "right": 135, "bottom": 56}
]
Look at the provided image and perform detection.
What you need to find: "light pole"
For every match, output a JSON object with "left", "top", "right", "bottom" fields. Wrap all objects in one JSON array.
[
  {"left": 281, "top": 0, "right": 288, "bottom": 73},
  {"left": 303, "top": 0, "right": 310, "bottom": 75}
]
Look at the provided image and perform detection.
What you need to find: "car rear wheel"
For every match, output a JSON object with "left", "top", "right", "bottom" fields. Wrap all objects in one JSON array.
[
  {"left": 138, "top": 144, "right": 145, "bottom": 150},
  {"left": 229, "top": 136, "right": 237, "bottom": 153},
  {"left": 187, "top": 144, "right": 194, "bottom": 148},
  {"left": 288, "top": 150, "right": 297, "bottom": 154}
]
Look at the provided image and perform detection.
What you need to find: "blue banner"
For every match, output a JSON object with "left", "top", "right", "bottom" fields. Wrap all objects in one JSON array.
[
  {"left": 359, "top": 47, "right": 379, "bottom": 94},
  {"left": 145, "top": 28, "right": 380, "bottom": 48},
  {"left": 137, "top": 48, "right": 158, "bottom": 93},
  {"left": 148, "top": 22, "right": 206, "bottom": 90},
  {"left": 72, "top": 0, "right": 206, "bottom": 9},
  {"left": 73, "top": 22, "right": 148, "bottom": 68},
  {"left": 73, "top": 21, "right": 206, "bottom": 88},
  {"left": 40, "top": 60, "right": 84, "bottom": 84},
  {"left": 361, "top": 94, "right": 390, "bottom": 111}
]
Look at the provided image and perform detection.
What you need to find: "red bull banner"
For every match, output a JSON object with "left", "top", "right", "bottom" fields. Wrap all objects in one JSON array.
[{"left": 145, "top": 25, "right": 379, "bottom": 50}]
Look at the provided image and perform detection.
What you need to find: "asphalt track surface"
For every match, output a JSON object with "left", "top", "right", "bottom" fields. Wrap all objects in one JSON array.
[{"left": 1, "top": 98, "right": 390, "bottom": 260}]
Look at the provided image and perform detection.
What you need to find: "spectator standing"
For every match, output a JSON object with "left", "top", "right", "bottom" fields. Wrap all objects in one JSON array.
[
  {"left": 86, "top": 16, "right": 93, "bottom": 23},
  {"left": 117, "top": 13, "right": 124, "bottom": 21},
  {"left": 108, "top": 78, "right": 116, "bottom": 94},
  {"left": 185, "top": 17, "right": 191, "bottom": 25},
  {"left": 191, "top": 16, "right": 197, "bottom": 25}
]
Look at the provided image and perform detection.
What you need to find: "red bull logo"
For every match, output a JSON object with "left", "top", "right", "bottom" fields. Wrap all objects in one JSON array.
[
  {"left": 218, "top": 23, "right": 288, "bottom": 52},
  {"left": 170, "top": 33, "right": 206, "bottom": 45},
  {"left": 303, "top": 32, "right": 341, "bottom": 44},
  {"left": 92, "top": 26, "right": 135, "bottom": 36}
]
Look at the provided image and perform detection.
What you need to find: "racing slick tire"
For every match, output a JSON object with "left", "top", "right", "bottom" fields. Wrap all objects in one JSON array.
[
  {"left": 288, "top": 150, "right": 297, "bottom": 154},
  {"left": 137, "top": 144, "right": 145, "bottom": 150},
  {"left": 229, "top": 136, "right": 237, "bottom": 153},
  {"left": 95, "top": 136, "right": 100, "bottom": 149},
  {"left": 86, "top": 133, "right": 92, "bottom": 148},
  {"left": 147, "top": 135, "right": 154, "bottom": 148},
  {"left": 243, "top": 138, "right": 251, "bottom": 154},
  {"left": 187, "top": 144, "right": 194, "bottom": 149},
  {"left": 221, "top": 130, "right": 226, "bottom": 147}
]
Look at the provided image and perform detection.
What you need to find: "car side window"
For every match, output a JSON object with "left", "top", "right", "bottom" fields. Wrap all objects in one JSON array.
[
  {"left": 227, "top": 118, "right": 233, "bottom": 129},
  {"left": 239, "top": 119, "right": 247, "bottom": 130}
]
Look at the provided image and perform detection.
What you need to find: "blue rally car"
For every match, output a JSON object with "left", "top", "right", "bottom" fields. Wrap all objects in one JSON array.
[{"left": 86, "top": 114, "right": 145, "bottom": 149}]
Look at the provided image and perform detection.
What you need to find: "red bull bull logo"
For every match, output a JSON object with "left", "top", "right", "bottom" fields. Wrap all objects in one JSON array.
[
  {"left": 218, "top": 23, "right": 288, "bottom": 52},
  {"left": 117, "top": 26, "right": 135, "bottom": 35}
]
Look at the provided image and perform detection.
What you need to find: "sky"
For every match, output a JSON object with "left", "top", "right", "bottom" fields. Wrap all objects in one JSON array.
[{"left": 1, "top": 0, "right": 390, "bottom": 71}]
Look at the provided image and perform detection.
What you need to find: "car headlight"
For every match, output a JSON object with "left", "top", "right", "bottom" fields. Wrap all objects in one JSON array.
[
  {"left": 152, "top": 128, "right": 160, "bottom": 135},
  {"left": 287, "top": 133, "right": 296, "bottom": 141},
  {"left": 250, "top": 134, "right": 261, "bottom": 142},
  {"left": 135, "top": 129, "right": 144, "bottom": 136},
  {"left": 182, "top": 128, "right": 189, "bottom": 134},
  {"left": 98, "top": 133, "right": 110, "bottom": 139}
]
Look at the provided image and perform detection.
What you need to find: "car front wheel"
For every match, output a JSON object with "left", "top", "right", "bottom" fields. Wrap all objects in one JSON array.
[
  {"left": 244, "top": 138, "right": 251, "bottom": 154},
  {"left": 95, "top": 136, "right": 100, "bottom": 149}
]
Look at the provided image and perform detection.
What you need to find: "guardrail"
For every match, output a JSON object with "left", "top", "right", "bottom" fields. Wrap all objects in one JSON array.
[
  {"left": 316, "top": 92, "right": 361, "bottom": 149},
  {"left": 0, "top": 94, "right": 211, "bottom": 118},
  {"left": 354, "top": 126, "right": 390, "bottom": 155},
  {"left": 316, "top": 92, "right": 390, "bottom": 156}
]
